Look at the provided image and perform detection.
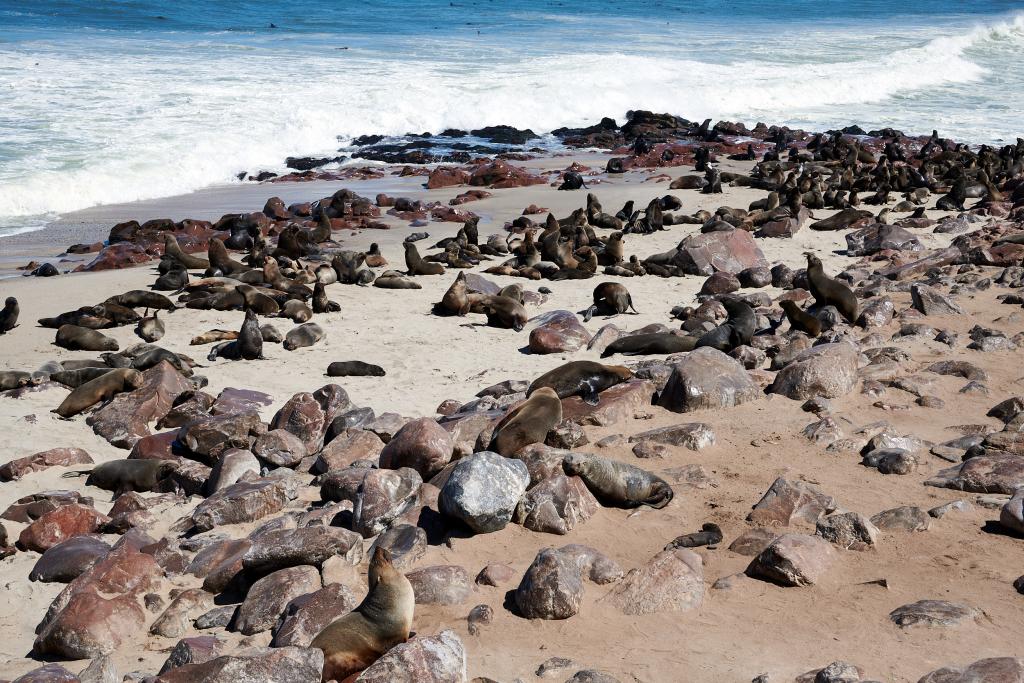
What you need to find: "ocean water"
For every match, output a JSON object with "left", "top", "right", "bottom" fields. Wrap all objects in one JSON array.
[{"left": 1, "top": 0, "right": 1023, "bottom": 238}]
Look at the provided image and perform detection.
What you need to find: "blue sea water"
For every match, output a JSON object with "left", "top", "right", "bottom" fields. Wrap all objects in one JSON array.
[{"left": 1, "top": 0, "right": 1023, "bottom": 236}]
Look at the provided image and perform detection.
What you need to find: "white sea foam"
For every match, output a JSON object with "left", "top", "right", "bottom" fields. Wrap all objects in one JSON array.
[{"left": 0, "top": 12, "right": 1021, "bottom": 233}]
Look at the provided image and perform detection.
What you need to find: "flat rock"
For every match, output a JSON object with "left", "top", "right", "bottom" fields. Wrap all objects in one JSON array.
[
  {"left": 870, "top": 506, "right": 930, "bottom": 532},
  {"left": 315, "top": 429, "right": 385, "bottom": 473},
  {"left": 158, "top": 635, "right": 225, "bottom": 674},
  {"left": 29, "top": 535, "right": 111, "bottom": 583},
  {"left": 746, "top": 533, "right": 836, "bottom": 587},
  {"left": 628, "top": 423, "right": 716, "bottom": 451},
  {"left": 243, "top": 525, "right": 363, "bottom": 574},
  {"left": 925, "top": 453, "right": 1024, "bottom": 494},
  {"left": 0, "top": 448, "right": 93, "bottom": 482},
  {"left": 674, "top": 229, "right": 768, "bottom": 275},
  {"left": 917, "top": 658, "right": 1024, "bottom": 683},
  {"left": 606, "top": 548, "right": 704, "bottom": 615},
  {"left": 406, "top": 565, "right": 472, "bottom": 605},
  {"left": 560, "top": 379, "right": 655, "bottom": 426},
  {"left": 889, "top": 599, "right": 978, "bottom": 628},
  {"left": 815, "top": 512, "right": 878, "bottom": 551},
  {"left": 152, "top": 646, "right": 324, "bottom": 683},
  {"left": 271, "top": 582, "right": 358, "bottom": 647},
  {"left": 187, "top": 476, "right": 298, "bottom": 532}
]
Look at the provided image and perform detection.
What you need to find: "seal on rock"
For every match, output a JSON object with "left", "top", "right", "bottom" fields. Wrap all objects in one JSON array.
[
  {"left": 311, "top": 547, "right": 414, "bottom": 682},
  {"left": 0, "top": 297, "right": 19, "bottom": 334},
  {"left": 804, "top": 252, "right": 858, "bottom": 323},
  {"left": 563, "top": 454, "right": 673, "bottom": 509},
  {"left": 488, "top": 387, "right": 562, "bottom": 456},
  {"left": 53, "top": 368, "right": 144, "bottom": 418},
  {"left": 528, "top": 360, "right": 633, "bottom": 405},
  {"left": 601, "top": 332, "right": 696, "bottom": 357},
  {"left": 694, "top": 298, "right": 756, "bottom": 352}
]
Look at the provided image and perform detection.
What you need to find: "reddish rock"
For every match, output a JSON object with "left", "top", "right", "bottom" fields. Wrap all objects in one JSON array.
[
  {"left": 10, "top": 663, "right": 80, "bottom": 682},
  {"left": 657, "top": 347, "right": 760, "bottom": 413},
  {"left": 271, "top": 583, "right": 358, "bottom": 647},
  {"left": 0, "top": 447, "right": 93, "bottom": 481},
  {"left": 76, "top": 243, "right": 151, "bottom": 272},
  {"left": 560, "top": 379, "right": 655, "bottom": 426},
  {"left": 925, "top": 453, "right": 1024, "bottom": 495},
  {"left": 606, "top": 548, "right": 704, "bottom": 615},
  {"left": 476, "top": 563, "right": 516, "bottom": 586},
  {"left": 158, "top": 635, "right": 225, "bottom": 675},
  {"left": 243, "top": 526, "right": 363, "bottom": 574},
  {"left": 178, "top": 411, "right": 263, "bottom": 461},
  {"left": 153, "top": 646, "right": 324, "bottom": 683},
  {"left": 252, "top": 428, "right": 307, "bottom": 468},
  {"left": 211, "top": 387, "right": 274, "bottom": 416},
  {"left": 187, "top": 476, "right": 298, "bottom": 532},
  {"left": 87, "top": 361, "right": 192, "bottom": 449},
  {"left": 18, "top": 504, "right": 110, "bottom": 553},
  {"left": 29, "top": 535, "right": 111, "bottom": 583},
  {"left": 747, "top": 477, "right": 837, "bottom": 526},
  {"left": 877, "top": 246, "right": 961, "bottom": 281},
  {"left": 188, "top": 539, "right": 252, "bottom": 593},
  {"left": 674, "top": 229, "right": 768, "bottom": 275},
  {"left": 379, "top": 417, "right": 454, "bottom": 479},
  {"left": 234, "top": 565, "right": 321, "bottom": 635},
  {"left": 768, "top": 343, "right": 860, "bottom": 400},
  {"left": 529, "top": 310, "right": 592, "bottom": 354},
  {"left": 426, "top": 167, "right": 471, "bottom": 189},
  {"left": 2, "top": 491, "right": 93, "bottom": 524},
  {"left": 746, "top": 534, "right": 836, "bottom": 586},
  {"left": 514, "top": 474, "right": 599, "bottom": 535},
  {"left": 271, "top": 392, "right": 326, "bottom": 454},
  {"left": 469, "top": 159, "right": 545, "bottom": 189},
  {"left": 314, "top": 429, "right": 385, "bottom": 473},
  {"left": 151, "top": 588, "right": 212, "bottom": 638},
  {"left": 354, "top": 629, "right": 465, "bottom": 682},
  {"left": 917, "top": 657, "right": 1024, "bottom": 683}
]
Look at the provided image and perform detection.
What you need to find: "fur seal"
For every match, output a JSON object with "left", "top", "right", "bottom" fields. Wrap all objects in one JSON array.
[
  {"left": 373, "top": 273, "right": 421, "bottom": 289},
  {"left": 208, "top": 309, "right": 263, "bottom": 361},
  {"left": 260, "top": 323, "right": 283, "bottom": 343},
  {"left": 563, "top": 454, "right": 673, "bottom": 509},
  {"left": 54, "top": 368, "right": 144, "bottom": 418},
  {"left": 481, "top": 295, "right": 527, "bottom": 331},
  {"left": 488, "top": 387, "right": 562, "bottom": 456},
  {"left": 191, "top": 329, "right": 237, "bottom": 345},
  {"left": 583, "top": 282, "right": 638, "bottom": 321},
  {"left": 365, "top": 243, "right": 387, "bottom": 268},
  {"left": 237, "top": 284, "right": 281, "bottom": 316},
  {"left": 694, "top": 298, "right": 756, "bottom": 352},
  {"left": 601, "top": 332, "right": 696, "bottom": 357},
  {"left": 55, "top": 325, "right": 119, "bottom": 352},
  {"left": 311, "top": 547, "right": 414, "bottom": 682},
  {"left": 106, "top": 290, "right": 175, "bottom": 311},
  {"left": 50, "top": 366, "right": 115, "bottom": 388},
  {"left": 404, "top": 242, "right": 445, "bottom": 276},
  {"left": 804, "top": 253, "right": 858, "bottom": 323},
  {"left": 136, "top": 311, "right": 164, "bottom": 342},
  {"left": 0, "top": 371, "right": 36, "bottom": 391},
  {"left": 0, "top": 297, "right": 19, "bottom": 333},
  {"left": 63, "top": 459, "right": 178, "bottom": 496},
  {"left": 779, "top": 299, "right": 822, "bottom": 336},
  {"left": 208, "top": 238, "right": 248, "bottom": 276},
  {"left": 528, "top": 361, "right": 633, "bottom": 405},
  {"left": 312, "top": 282, "right": 340, "bottom": 313},
  {"left": 163, "top": 234, "right": 210, "bottom": 270},
  {"left": 327, "top": 361, "right": 385, "bottom": 377},
  {"left": 280, "top": 299, "right": 313, "bottom": 323},
  {"left": 284, "top": 322, "right": 325, "bottom": 351},
  {"left": 438, "top": 272, "right": 471, "bottom": 316}
]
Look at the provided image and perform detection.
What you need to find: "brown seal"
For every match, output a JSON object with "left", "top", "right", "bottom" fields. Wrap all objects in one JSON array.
[
  {"left": 163, "top": 233, "right": 210, "bottom": 270},
  {"left": 438, "top": 272, "right": 471, "bottom": 315},
  {"left": 373, "top": 272, "right": 421, "bottom": 289},
  {"left": 190, "top": 329, "right": 238, "bottom": 345},
  {"left": 326, "top": 361, "right": 385, "bottom": 377},
  {"left": 208, "top": 237, "right": 248, "bottom": 275},
  {"left": 49, "top": 367, "right": 115, "bottom": 388},
  {"left": 312, "top": 282, "right": 340, "bottom": 313},
  {"left": 528, "top": 360, "right": 633, "bottom": 405},
  {"left": 136, "top": 310, "right": 165, "bottom": 343},
  {"left": 804, "top": 252, "right": 858, "bottom": 323},
  {"left": 404, "top": 242, "right": 445, "bottom": 275},
  {"left": 280, "top": 299, "right": 313, "bottom": 323},
  {"left": 284, "top": 322, "right": 325, "bottom": 351},
  {"left": 55, "top": 325, "right": 119, "bottom": 352},
  {"left": 1, "top": 297, "right": 20, "bottom": 334},
  {"left": 311, "top": 547, "right": 414, "bottom": 682},
  {"left": 563, "top": 453, "right": 673, "bottom": 509},
  {"left": 780, "top": 299, "right": 822, "bottom": 336},
  {"left": 106, "top": 290, "right": 175, "bottom": 311},
  {"left": 481, "top": 295, "right": 527, "bottom": 331},
  {"left": 488, "top": 387, "right": 562, "bottom": 456},
  {"left": 236, "top": 284, "right": 281, "bottom": 316},
  {"left": 209, "top": 309, "right": 264, "bottom": 361},
  {"left": 63, "top": 458, "right": 178, "bottom": 496},
  {"left": 364, "top": 242, "right": 387, "bottom": 268},
  {"left": 0, "top": 371, "right": 36, "bottom": 391},
  {"left": 601, "top": 332, "right": 696, "bottom": 357},
  {"left": 584, "top": 282, "right": 638, "bottom": 321},
  {"left": 53, "top": 368, "right": 144, "bottom": 418}
]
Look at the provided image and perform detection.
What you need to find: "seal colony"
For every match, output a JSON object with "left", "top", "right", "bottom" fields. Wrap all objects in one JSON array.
[{"left": 1, "top": 110, "right": 1024, "bottom": 681}]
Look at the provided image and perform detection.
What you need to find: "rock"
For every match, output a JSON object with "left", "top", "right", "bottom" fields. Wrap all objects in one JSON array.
[
  {"left": 365, "top": 412, "right": 410, "bottom": 442},
  {"left": 194, "top": 606, "right": 235, "bottom": 630},
  {"left": 926, "top": 453, "right": 1024, "bottom": 494},
  {"left": 438, "top": 451, "right": 530, "bottom": 533},
  {"left": 815, "top": 512, "right": 878, "bottom": 550},
  {"left": 587, "top": 324, "right": 623, "bottom": 356},
  {"left": 700, "top": 271, "right": 740, "bottom": 295},
  {"left": 803, "top": 417, "right": 844, "bottom": 445},
  {"left": 858, "top": 298, "right": 895, "bottom": 328},
  {"left": 870, "top": 506, "right": 930, "bottom": 532},
  {"left": 252, "top": 429, "right": 307, "bottom": 468},
  {"left": 565, "top": 671, "right": 622, "bottom": 683},
  {"left": 657, "top": 347, "right": 760, "bottom": 413},
  {"left": 271, "top": 583, "right": 358, "bottom": 647},
  {"left": 0, "top": 447, "right": 93, "bottom": 481},
  {"left": 379, "top": 418, "right": 454, "bottom": 479},
  {"left": 351, "top": 467, "right": 422, "bottom": 537},
  {"left": 927, "top": 360, "right": 988, "bottom": 382},
  {"left": 674, "top": 229, "right": 769, "bottom": 276},
  {"left": 529, "top": 310, "right": 592, "bottom": 354},
  {"left": 354, "top": 629, "right": 466, "bottom": 682},
  {"left": 877, "top": 246, "right": 960, "bottom": 281},
  {"left": 406, "top": 565, "right": 472, "bottom": 605},
  {"left": 29, "top": 535, "right": 111, "bottom": 582},
  {"left": 207, "top": 448, "right": 260, "bottom": 493},
  {"left": 803, "top": 661, "right": 864, "bottom": 683},
  {"left": 746, "top": 534, "right": 836, "bottom": 587},
  {"left": 846, "top": 223, "right": 922, "bottom": 256},
  {"left": 18, "top": 504, "right": 110, "bottom": 553},
  {"left": 79, "top": 654, "right": 117, "bottom": 683},
  {"left": 158, "top": 635, "right": 224, "bottom": 674},
  {"left": 427, "top": 167, "right": 471, "bottom": 190},
  {"left": 536, "top": 657, "right": 574, "bottom": 678},
  {"left": 606, "top": 548, "right": 704, "bottom": 615},
  {"left": 234, "top": 565, "right": 321, "bottom": 635},
  {"left": 211, "top": 387, "right": 274, "bottom": 416},
  {"left": 929, "top": 500, "right": 971, "bottom": 518},
  {"left": 627, "top": 423, "right": 716, "bottom": 451},
  {"left": 545, "top": 420, "right": 589, "bottom": 449},
  {"left": 78, "top": 243, "right": 151, "bottom": 272},
  {"left": 999, "top": 489, "right": 1024, "bottom": 535},
  {"left": 889, "top": 599, "right": 978, "bottom": 628},
  {"left": 514, "top": 545, "right": 620, "bottom": 620},
  {"left": 315, "top": 429, "right": 385, "bottom": 473},
  {"left": 244, "top": 525, "right": 363, "bottom": 574},
  {"left": 747, "top": 477, "right": 837, "bottom": 526},
  {"left": 728, "top": 529, "right": 778, "bottom": 556},
  {"left": 11, "top": 664, "right": 81, "bottom": 682},
  {"left": 177, "top": 412, "right": 263, "bottom": 460},
  {"left": 2, "top": 490, "right": 94, "bottom": 523},
  {"left": 187, "top": 476, "right": 298, "bottom": 532},
  {"left": 911, "top": 284, "right": 964, "bottom": 316},
  {"left": 271, "top": 392, "right": 326, "bottom": 454},
  {"left": 631, "top": 440, "right": 669, "bottom": 459},
  {"left": 769, "top": 343, "right": 859, "bottom": 400},
  {"left": 466, "top": 604, "right": 492, "bottom": 636},
  {"left": 369, "top": 524, "right": 427, "bottom": 570},
  {"left": 863, "top": 448, "right": 918, "bottom": 475},
  {"left": 513, "top": 474, "right": 599, "bottom": 535},
  {"left": 917, "top": 658, "right": 1024, "bottom": 683},
  {"left": 476, "top": 563, "right": 516, "bottom": 587},
  {"left": 469, "top": 158, "right": 544, "bottom": 188},
  {"left": 153, "top": 646, "right": 324, "bottom": 683},
  {"left": 151, "top": 588, "right": 212, "bottom": 638},
  {"left": 87, "top": 361, "right": 192, "bottom": 448},
  {"left": 560, "top": 380, "right": 655, "bottom": 426}
]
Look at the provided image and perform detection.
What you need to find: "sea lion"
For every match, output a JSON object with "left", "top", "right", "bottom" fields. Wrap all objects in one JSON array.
[
  {"left": 373, "top": 274, "right": 421, "bottom": 289},
  {"left": 280, "top": 299, "right": 313, "bottom": 323},
  {"left": 130, "top": 347, "right": 193, "bottom": 375},
  {"left": 332, "top": 251, "right": 366, "bottom": 284},
  {"left": 260, "top": 324, "right": 283, "bottom": 343},
  {"left": 190, "top": 329, "right": 237, "bottom": 345},
  {"left": 563, "top": 454, "right": 673, "bottom": 509},
  {"left": 0, "top": 371, "right": 35, "bottom": 391},
  {"left": 93, "top": 302, "right": 141, "bottom": 326},
  {"left": 55, "top": 325, "right": 119, "bottom": 352},
  {"left": 488, "top": 387, "right": 562, "bottom": 456},
  {"left": 327, "top": 361, "right": 386, "bottom": 377},
  {"left": 804, "top": 252, "right": 858, "bottom": 323},
  {"left": 780, "top": 299, "right": 822, "bottom": 336},
  {"left": 315, "top": 263, "right": 338, "bottom": 285},
  {"left": 136, "top": 311, "right": 164, "bottom": 342},
  {"left": 284, "top": 322, "right": 325, "bottom": 351},
  {"left": 437, "top": 272, "right": 471, "bottom": 316},
  {"left": 583, "top": 282, "right": 638, "bottom": 321},
  {"left": 528, "top": 360, "right": 633, "bottom": 405},
  {"left": 53, "top": 368, "right": 144, "bottom": 418},
  {"left": 0, "top": 297, "right": 19, "bottom": 333},
  {"left": 312, "top": 282, "right": 340, "bottom": 313},
  {"left": 208, "top": 238, "right": 248, "bottom": 276},
  {"left": 208, "top": 309, "right": 264, "bottom": 361},
  {"left": 311, "top": 547, "right": 414, "bottom": 682},
  {"left": 49, "top": 366, "right": 115, "bottom": 388},
  {"left": 38, "top": 308, "right": 111, "bottom": 330},
  {"left": 237, "top": 284, "right": 281, "bottom": 316},
  {"left": 364, "top": 243, "right": 387, "bottom": 268},
  {"left": 154, "top": 262, "right": 189, "bottom": 291},
  {"left": 404, "top": 242, "right": 445, "bottom": 276},
  {"left": 498, "top": 284, "right": 525, "bottom": 305},
  {"left": 106, "top": 290, "right": 175, "bottom": 311},
  {"left": 481, "top": 295, "right": 527, "bottom": 331},
  {"left": 694, "top": 298, "right": 756, "bottom": 352},
  {"left": 163, "top": 233, "right": 210, "bottom": 270},
  {"left": 601, "top": 332, "right": 696, "bottom": 357},
  {"left": 62, "top": 459, "right": 178, "bottom": 496}
]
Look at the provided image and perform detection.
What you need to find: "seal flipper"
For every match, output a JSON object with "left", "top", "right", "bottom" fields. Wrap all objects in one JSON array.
[
  {"left": 580, "top": 382, "right": 600, "bottom": 406},
  {"left": 583, "top": 305, "right": 597, "bottom": 322}
]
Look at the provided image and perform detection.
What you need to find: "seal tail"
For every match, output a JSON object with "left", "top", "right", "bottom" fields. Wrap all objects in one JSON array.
[{"left": 627, "top": 295, "right": 639, "bottom": 315}]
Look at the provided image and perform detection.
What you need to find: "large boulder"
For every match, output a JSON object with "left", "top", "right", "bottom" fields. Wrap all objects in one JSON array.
[
  {"left": 746, "top": 534, "right": 836, "bottom": 586},
  {"left": 657, "top": 347, "right": 760, "bottom": 413},
  {"left": 152, "top": 646, "right": 324, "bottom": 683},
  {"left": 243, "top": 526, "right": 363, "bottom": 574},
  {"left": 405, "top": 565, "right": 472, "bottom": 605},
  {"left": 768, "top": 343, "right": 859, "bottom": 400},
  {"left": 271, "top": 583, "right": 358, "bottom": 647},
  {"left": 0, "top": 448, "right": 93, "bottom": 482},
  {"left": 379, "top": 418, "right": 454, "bottom": 479},
  {"left": 352, "top": 467, "right": 422, "bottom": 538},
  {"left": 438, "top": 452, "right": 529, "bottom": 533},
  {"left": 18, "top": 504, "right": 110, "bottom": 553},
  {"left": 846, "top": 223, "right": 922, "bottom": 256},
  {"left": 513, "top": 474, "right": 599, "bottom": 535},
  {"left": 234, "top": 565, "right": 321, "bottom": 635},
  {"left": 529, "top": 310, "right": 592, "bottom": 354},
  {"left": 354, "top": 629, "right": 467, "bottom": 682},
  {"left": 87, "top": 361, "right": 192, "bottom": 448},
  {"left": 514, "top": 544, "right": 621, "bottom": 620},
  {"left": 673, "top": 229, "right": 768, "bottom": 275},
  {"left": 187, "top": 476, "right": 299, "bottom": 532},
  {"left": 747, "top": 477, "right": 837, "bottom": 526},
  {"left": 271, "top": 392, "right": 326, "bottom": 454},
  {"left": 925, "top": 453, "right": 1024, "bottom": 495},
  {"left": 29, "top": 535, "right": 111, "bottom": 583},
  {"left": 917, "top": 658, "right": 1024, "bottom": 683},
  {"left": 606, "top": 549, "right": 704, "bottom": 615}
]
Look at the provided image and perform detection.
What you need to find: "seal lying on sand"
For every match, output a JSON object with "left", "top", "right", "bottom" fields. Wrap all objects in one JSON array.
[
  {"left": 563, "top": 454, "right": 673, "bottom": 509},
  {"left": 583, "top": 282, "right": 639, "bottom": 322},
  {"left": 63, "top": 459, "right": 178, "bottom": 496},
  {"left": 53, "top": 368, "right": 143, "bottom": 418}
]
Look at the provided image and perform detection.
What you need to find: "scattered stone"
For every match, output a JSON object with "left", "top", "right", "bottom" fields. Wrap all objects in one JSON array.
[
  {"left": 870, "top": 506, "right": 930, "bottom": 532},
  {"left": 746, "top": 534, "right": 836, "bottom": 587},
  {"left": 234, "top": 565, "right": 321, "bottom": 635},
  {"left": 889, "top": 599, "right": 978, "bottom": 628},
  {"left": 627, "top": 423, "right": 716, "bottom": 451},
  {"left": 815, "top": 512, "right": 878, "bottom": 550},
  {"left": 438, "top": 451, "right": 530, "bottom": 533},
  {"left": 353, "top": 629, "right": 466, "bottom": 682},
  {"left": 406, "top": 565, "right": 472, "bottom": 605},
  {"left": 606, "top": 548, "right": 704, "bottom": 615},
  {"left": 747, "top": 477, "right": 837, "bottom": 526}
]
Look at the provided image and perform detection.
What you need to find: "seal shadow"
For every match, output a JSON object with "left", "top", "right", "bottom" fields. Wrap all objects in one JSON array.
[{"left": 980, "top": 520, "right": 1024, "bottom": 539}]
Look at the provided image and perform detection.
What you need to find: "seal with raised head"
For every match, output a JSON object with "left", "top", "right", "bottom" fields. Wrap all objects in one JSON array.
[
  {"left": 209, "top": 309, "right": 264, "bottom": 361},
  {"left": 62, "top": 458, "right": 178, "bottom": 496},
  {"left": 208, "top": 237, "right": 248, "bottom": 276},
  {"left": 53, "top": 368, "right": 144, "bottom": 418},
  {"left": 563, "top": 453, "right": 673, "bottom": 509},
  {"left": 779, "top": 299, "right": 822, "bottom": 336},
  {"left": 404, "top": 242, "right": 445, "bottom": 276},
  {"left": 694, "top": 298, "right": 756, "bottom": 352},
  {"left": 437, "top": 271, "right": 471, "bottom": 316},
  {"left": 601, "top": 332, "right": 696, "bottom": 357},
  {"left": 528, "top": 360, "right": 633, "bottom": 405},
  {"left": 284, "top": 322, "right": 325, "bottom": 351},
  {"left": 583, "top": 282, "right": 638, "bottom": 322},
  {"left": 327, "top": 361, "right": 386, "bottom": 377},
  {"left": 488, "top": 387, "right": 562, "bottom": 456},
  {"left": 0, "top": 297, "right": 19, "bottom": 334},
  {"left": 55, "top": 325, "right": 119, "bottom": 352},
  {"left": 163, "top": 233, "right": 210, "bottom": 270},
  {"left": 136, "top": 310, "right": 164, "bottom": 343},
  {"left": 311, "top": 547, "right": 414, "bottom": 682},
  {"left": 804, "top": 252, "right": 858, "bottom": 323}
]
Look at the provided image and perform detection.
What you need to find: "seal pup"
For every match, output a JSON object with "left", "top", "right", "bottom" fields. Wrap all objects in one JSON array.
[
  {"left": 779, "top": 299, "right": 822, "bottom": 337},
  {"left": 364, "top": 243, "right": 387, "bottom": 268},
  {"left": 236, "top": 284, "right": 281, "bottom": 316},
  {"left": 62, "top": 459, "right": 178, "bottom": 496},
  {"left": 583, "top": 282, "right": 638, "bottom": 322},
  {"left": 804, "top": 252, "right": 858, "bottom": 323},
  {"left": 0, "top": 371, "right": 36, "bottom": 391},
  {"left": 280, "top": 299, "right": 313, "bottom": 323},
  {"left": 488, "top": 387, "right": 562, "bottom": 456},
  {"left": 601, "top": 332, "right": 696, "bottom": 357},
  {"left": 53, "top": 368, "right": 144, "bottom": 418},
  {"left": 0, "top": 297, "right": 19, "bottom": 333},
  {"left": 404, "top": 242, "right": 445, "bottom": 276},
  {"left": 136, "top": 310, "right": 164, "bottom": 343},
  {"left": 311, "top": 547, "right": 414, "bottom": 682},
  {"left": 481, "top": 295, "right": 527, "bottom": 331},
  {"left": 563, "top": 454, "right": 673, "bottom": 509},
  {"left": 284, "top": 322, "right": 325, "bottom": 351},
  {"left": 55, "top": 325, "right": 119, "bottom": 352},
  {"left": 327, "top": 361, "right": 386, "bottom": 377},
  {"left": 528, "top": 361, "right": 633, "bottom": 405},
  {"left": 191, "top": 329, "right": 237, "bottom": 345}
]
